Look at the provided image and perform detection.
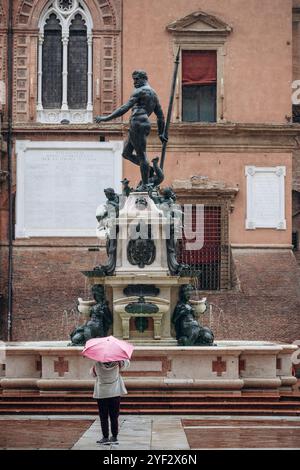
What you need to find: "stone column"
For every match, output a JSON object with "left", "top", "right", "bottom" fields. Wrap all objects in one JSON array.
[
  {"left": 119, "top": 313, "right": 131, "bottom": 340},
  {"left": 87, "top": 34, "right": 93, "bottom": 114},
  {"left": 37, "top": 34, "right": 44, "bottom": 113},
  {"left": 61, "top": 35, "right": 69, "bottom": 112},
  {"left": 153, "top": 314, "right": 163, "bottom": 340}
]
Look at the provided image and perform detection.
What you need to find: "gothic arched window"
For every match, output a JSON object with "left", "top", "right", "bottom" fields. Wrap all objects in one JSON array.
[
  {"left": 37, "top": 0, "right": 93, "bottom": 123},
  {"left": 68, "top": 14, "right": 87, "bottom": 109},
  {"left": 42, "top": 14, "right": 62, "bottom": 108}
]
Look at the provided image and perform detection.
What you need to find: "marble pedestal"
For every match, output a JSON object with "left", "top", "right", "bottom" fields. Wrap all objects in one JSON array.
[
  {"left": 90, "top": 274, "right": 190, "bottom": 344},
  {"left": 116, "top": 192, "right": 169, "bottom": 275},
  {"left": 92, "top": 191, "right": 191, "bottom": 343}
]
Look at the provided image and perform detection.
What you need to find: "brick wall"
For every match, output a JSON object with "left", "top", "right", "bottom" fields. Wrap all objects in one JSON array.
[
  {"left": 6, "top": 245, "right": 106, "bottom": 341},
  {"left": 202, "top": 249, "right": 300, "bottom": 343},
  {"left": 2, "top": 246, "right": 300, "bottom": 343}
]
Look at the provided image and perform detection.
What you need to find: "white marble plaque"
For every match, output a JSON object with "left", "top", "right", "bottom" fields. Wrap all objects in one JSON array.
[
  {"left": 16, "top": 140, "right": 123, "bottom": 237},
  {"left": 245, "top": 166, "right": 286, "bottom": 230}
]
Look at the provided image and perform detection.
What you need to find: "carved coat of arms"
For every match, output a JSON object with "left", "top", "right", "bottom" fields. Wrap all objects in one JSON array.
[{"left": 127, "top": 237, "right": 156, "bottom": 268}]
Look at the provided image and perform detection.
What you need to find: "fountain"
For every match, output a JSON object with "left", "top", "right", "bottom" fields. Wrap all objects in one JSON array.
[
  {"left": 76, "top": 186, "right": 194, "bottom": 346},
  {"left": 0, "top": 58, "right": 297, "bottom": 398}
]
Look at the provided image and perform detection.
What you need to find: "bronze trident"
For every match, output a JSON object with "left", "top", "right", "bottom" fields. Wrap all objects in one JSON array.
[{"left": 160, "top": 47, "right": 181, "bottom": 170}]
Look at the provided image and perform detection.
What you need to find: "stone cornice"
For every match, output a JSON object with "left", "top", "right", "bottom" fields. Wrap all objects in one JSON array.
[
  {"left": 166, "top": 10, "right": 232, "bottom": 36},
  {"left": 149, "top": 123, "right": 300, "bottom": 152},
  {"left": 173, "top": 176, "right": 239, "bottom": 201},
  {"left": 7, "top": 122, "right": 124, "bottom": 136},
  {"left": 6, "top": 122, "right": 300, "bottom": 133},
  {"left": 169, "top": 122, "right": 300, "bottom": 134},
  {"left": 2, "top": 122, "right": 299, "bottom": 152}
]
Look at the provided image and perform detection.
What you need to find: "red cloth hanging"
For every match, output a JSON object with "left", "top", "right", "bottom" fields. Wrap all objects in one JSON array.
[{"left": 182, "top": 50, "right": 217, "bottom": 86}]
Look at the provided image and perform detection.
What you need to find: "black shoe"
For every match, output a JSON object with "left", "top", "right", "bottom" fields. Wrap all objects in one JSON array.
[
  {"left": 96, "top": 437, "right": 110, "bottom": 445},
  {"left": 110, "top": 436, "right": 119, "bottom": 445}
]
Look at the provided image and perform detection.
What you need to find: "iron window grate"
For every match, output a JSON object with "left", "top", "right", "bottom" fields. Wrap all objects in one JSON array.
[{"left": 177, "top": 205, "right": 221, "bottom": 290}]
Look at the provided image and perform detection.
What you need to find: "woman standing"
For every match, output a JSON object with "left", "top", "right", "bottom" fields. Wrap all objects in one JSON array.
[{"left": 91, "top": 359, "right": 130, "bottom": 445}]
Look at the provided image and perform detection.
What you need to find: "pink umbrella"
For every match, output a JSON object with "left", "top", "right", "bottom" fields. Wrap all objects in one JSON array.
[{"left": 81, "top": 336, "right": 134, "bottom": 362}]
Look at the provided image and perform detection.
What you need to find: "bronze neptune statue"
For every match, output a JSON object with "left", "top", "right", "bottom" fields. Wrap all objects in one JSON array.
[{"left": 94, "top": 70, "right": 167, "bottom": 191}]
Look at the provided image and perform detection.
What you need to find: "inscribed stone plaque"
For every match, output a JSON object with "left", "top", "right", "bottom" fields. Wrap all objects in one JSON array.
[
  {"left": 245, "top": 166, "right": 286, "bottom": 230},
  {"left": 16, "top": 140, "right": 122, "bottom": 237}
]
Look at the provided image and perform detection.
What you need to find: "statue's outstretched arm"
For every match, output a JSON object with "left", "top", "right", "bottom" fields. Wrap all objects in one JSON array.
[{"left": 95, "top": 96, "right": 137, "bottom": 123}]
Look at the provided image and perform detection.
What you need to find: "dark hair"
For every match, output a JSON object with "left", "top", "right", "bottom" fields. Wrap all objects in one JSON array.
[
  {"left": 132, "top": 70, "right": 148, "bottom": 81},
  {"left": 104, "top": 187, "right": 114, "bottom": 193},
  {"left": 103, "top": 361, "right": 118, "bottom": 368},
  {"left": 180, "top": 284, "right": 194, "bottom": 297}
]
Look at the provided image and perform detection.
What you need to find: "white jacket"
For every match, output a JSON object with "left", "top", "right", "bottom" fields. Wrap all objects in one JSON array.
[{"left": 91, "top": 360, "right": 130, "bottom": 399}]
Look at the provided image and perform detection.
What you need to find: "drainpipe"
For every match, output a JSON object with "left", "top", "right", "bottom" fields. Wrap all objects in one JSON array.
[{"left": 6, "top": 0, "right": 14, "bottom": 341}]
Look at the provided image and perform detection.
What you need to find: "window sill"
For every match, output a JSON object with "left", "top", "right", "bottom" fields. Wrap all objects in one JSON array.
[{"left": 37, "top": 108, "right": 93, "bottom": 124}]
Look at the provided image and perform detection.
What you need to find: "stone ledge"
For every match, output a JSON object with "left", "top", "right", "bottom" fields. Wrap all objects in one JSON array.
[
  {"left": 0, "top": 341, "right": 296, "bottom": 394},
  {"left": 242, "top": 378, "right": 282, "bottom": 388},
  {"left": 4, "top": 340, "right": 297, "bottom": 353},
  {"left": 2, "top": 122, "right": 298, "bottom": 152}
]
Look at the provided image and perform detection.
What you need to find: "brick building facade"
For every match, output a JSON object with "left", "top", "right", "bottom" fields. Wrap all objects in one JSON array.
[{"left": 0, "top": 0, "right": 300, "bottom": 343}]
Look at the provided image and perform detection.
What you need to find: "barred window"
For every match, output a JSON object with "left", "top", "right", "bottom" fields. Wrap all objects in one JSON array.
[{"left": 177, "top": 205, "right": 221, "bottom": 290}]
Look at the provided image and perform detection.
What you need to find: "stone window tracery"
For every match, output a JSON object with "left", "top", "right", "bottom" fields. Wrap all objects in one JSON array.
[
  {"left": 37, "top": 0, "right": 93, "bottom": 123},
  {"left": 58, "top": 0, "right": 74, "bottom": 12}
]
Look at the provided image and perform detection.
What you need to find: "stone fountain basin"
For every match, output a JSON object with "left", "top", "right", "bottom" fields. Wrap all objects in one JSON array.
[{"left": 0, "top": 340, "right": 297, "bottom": 393}]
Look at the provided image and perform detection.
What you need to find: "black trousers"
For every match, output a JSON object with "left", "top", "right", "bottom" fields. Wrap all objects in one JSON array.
[{"left": 97, "top": 396, "right": 121, "bottom": 438}]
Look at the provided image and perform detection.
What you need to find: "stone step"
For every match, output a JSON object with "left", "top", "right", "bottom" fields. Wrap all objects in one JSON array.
[
  {"left": 1, "top": 394, "right": 285, "bottom": 402},
  {"left": 0, "top": 400, "right": 299, "bottom": 407},
  {"left": 1, "top": 396, "right": 300, "bottom": 415},
  {"left": 1, "top": 383, "right": 299, "bottom": 414},
  {"left": 2, "top": 391, "right": 300, "bottom": 401},
  {"left": 0, "top": 406, "right": 299, "bottom": 415}
]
